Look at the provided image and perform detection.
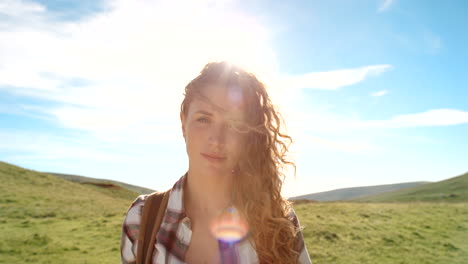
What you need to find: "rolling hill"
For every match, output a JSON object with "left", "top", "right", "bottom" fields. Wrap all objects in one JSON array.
[
  {"left": 354, "top": 171, "right": 468, "bottom": 202},
  {"left": 46, "top": 172, "right": 155, "bottom": 197},
  {"left": 0, "top": 161, "right": 138, "bottom": 263},
  {"left": 290, "top": 181, "right": 429, "bottom": 201},
  {"left": 1, "top": 161, "right": 466, "bottom": 263}
]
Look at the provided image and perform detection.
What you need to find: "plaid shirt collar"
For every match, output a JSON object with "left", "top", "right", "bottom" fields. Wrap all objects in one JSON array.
[{"left": 154, "top": 173, "right": 249, "bottom": 263}]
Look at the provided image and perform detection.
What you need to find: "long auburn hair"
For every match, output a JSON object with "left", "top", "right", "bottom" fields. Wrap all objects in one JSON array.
[{"left": 181, "top": 61, "right": 301, "bottom": 263}]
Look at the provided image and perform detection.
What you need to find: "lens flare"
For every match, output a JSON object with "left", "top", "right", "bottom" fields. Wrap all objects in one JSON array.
[
  {"left": 211, "top": 206, "right": 249, "bottom": 243},
  {"left": 227, "top": 84, "right": 243, "bottom": 108}
]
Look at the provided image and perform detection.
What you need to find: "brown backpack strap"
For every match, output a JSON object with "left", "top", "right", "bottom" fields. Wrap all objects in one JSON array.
[{"left": 136, "top": 190, "right": 171, "bottom": 264}]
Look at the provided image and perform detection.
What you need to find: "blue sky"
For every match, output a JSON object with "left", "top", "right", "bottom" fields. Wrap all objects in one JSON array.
[{"left": 1, "top": 0, "right": 467, "bottom": 197}]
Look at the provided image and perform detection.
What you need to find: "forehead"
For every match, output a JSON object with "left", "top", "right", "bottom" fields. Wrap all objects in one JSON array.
[{"left": 189, "top": 84, "right": 245, "bottom": 120}]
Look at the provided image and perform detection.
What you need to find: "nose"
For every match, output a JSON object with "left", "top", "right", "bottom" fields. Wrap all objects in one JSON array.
[{"left": 209, "top": 122, "right": 227, "bottom": 147}]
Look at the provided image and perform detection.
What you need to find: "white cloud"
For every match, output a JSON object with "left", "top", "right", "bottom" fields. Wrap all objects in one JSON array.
[
  {"left": 371, "top": 90, "right": 388, "bottom": 97},
  {"left": 280, "top": 64, "right": 392, "bottom": 90},
  {"left": 0, "top": 130, "right": 135, "bottom": 162},
  {"left": 298, "top": 109, "right": 468, "bottom": 133},
  {"left": 0, "top": 0, "right": 397, "bottom": 146},
  {"left": 0, "top": 0, "right": 45, "bottom": 16},
  {"left": 374, "top": 109, "right": 468, "bottom": 128},
  {"left": 0, "top": 0, "right": 278, "bottom": 140},
  {"left": 378, "top": 0, "right": 395, "bottom": 13}
]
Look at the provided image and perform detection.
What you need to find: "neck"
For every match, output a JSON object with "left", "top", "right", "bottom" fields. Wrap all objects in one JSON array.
[{"left": 184, "top": 169, "right": 233, "bottom": 221}]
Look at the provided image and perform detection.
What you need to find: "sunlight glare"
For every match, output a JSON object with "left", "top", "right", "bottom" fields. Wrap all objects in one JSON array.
[{"left": 211, "top": 206, "right": 249, "bottom": 243}]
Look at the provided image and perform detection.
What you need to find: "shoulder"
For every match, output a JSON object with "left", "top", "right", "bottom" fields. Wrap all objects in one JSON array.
[
  {"left": 126, "top": 194, "right": 150, "bottom": 218},
  {"left": 287, "top": 207, "right": 302, "bottom": 229},
  {"left": 123, "top": 191, "right": 171, "bottom": 232},
  {"left": 122, "top": 194, "right": 151, "bottom": 241},
  {"left": 288, "top": 208, "right": 313, "bottom": 263},
  {"left": 121, "top": 191, "right": 172, "bottom": 263}
]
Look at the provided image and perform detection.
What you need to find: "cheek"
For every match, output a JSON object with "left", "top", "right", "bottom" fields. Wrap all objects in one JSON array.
[
  {"left": 185, "top": 122, "right": 209, "bottom": 153},
  {"left": 226, "top": 134, "right": 246, "bottom": 156},
  {"left": 186, "top": 122, "right": 207, "bottom": 140}
]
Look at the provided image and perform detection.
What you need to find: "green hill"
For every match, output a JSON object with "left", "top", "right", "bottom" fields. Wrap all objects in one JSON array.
[
  {"left": 291, "top": 181, "right": 429, "bottom": 201},
  {"left": 295, "top": 201, "right": 467, "bottom": 263},
  {"left": 46, "top": 172, "right": 155, "bottom": 199},
  {"left": 1, "top": 161, "right": 467, "bottom": 263},
  {"left": 0, "top": 161, "right": 138, "bottom": 264},
  {"left": 354, "top": 172, "right": 468, "bottom": 202}
]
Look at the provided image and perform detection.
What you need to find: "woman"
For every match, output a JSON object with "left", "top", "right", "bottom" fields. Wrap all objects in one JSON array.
[{"left": 121, "top": 62, "right": 311, "bottom": 263}]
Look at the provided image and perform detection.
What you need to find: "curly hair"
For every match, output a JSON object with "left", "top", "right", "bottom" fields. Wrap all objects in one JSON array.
[{"left": 181, "top": 61, "right": 301, "bottom": 263}]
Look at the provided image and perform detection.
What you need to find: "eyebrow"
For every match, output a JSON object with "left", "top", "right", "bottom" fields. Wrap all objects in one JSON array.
[
  {"left": 194, "top": 93, "right": 227, "bottom": 114},
  {"left": 193, "top": 93, "right": 245, "bottom": 122},
  {"left": 195, "top": 110, "right": 213, "bottom": 116}
]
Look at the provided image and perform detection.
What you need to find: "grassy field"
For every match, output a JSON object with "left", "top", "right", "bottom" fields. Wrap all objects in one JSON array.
[
  {"left": 0, "top": 162, "right": 132, "bottom": 264},
  {"left": 1, "top": 161, "right": 467, "bottom": 263},
  {"left": 295, "top": 202, "right": 468, "bottom": 263}
]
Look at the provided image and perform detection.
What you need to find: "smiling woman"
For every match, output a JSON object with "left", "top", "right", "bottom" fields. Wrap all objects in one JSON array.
[{"left": 121, "top": 61, "right": 311, "bottom": 264}]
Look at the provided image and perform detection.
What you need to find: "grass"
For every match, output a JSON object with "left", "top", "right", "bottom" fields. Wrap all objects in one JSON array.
[
  {"left": 1, "top": 161, "right": 467, "bottom": 263},
  {"left": 0, "top": 162, "right": 132, "bottom": 264},
  {"left": 295, "top": 202, "right": 468, "bottom": 264}
]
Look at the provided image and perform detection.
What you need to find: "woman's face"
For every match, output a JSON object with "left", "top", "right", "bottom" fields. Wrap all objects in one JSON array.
[{"left": 181, "top": 84, "right": 246, "bottom": 176}]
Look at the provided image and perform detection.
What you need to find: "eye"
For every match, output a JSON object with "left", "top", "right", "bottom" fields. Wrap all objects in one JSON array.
[{"left": 197, "top": 117, "right": 210, "bottom": 124}]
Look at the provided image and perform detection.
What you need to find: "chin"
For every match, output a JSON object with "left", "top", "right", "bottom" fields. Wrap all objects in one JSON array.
[{"left": 203, "top": 164, "right": 232, "bottom": 176}]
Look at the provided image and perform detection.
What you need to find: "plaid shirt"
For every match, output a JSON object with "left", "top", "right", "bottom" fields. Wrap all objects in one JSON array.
[{"left": 121, "top": 174, "right": 312, "bottom": 264}]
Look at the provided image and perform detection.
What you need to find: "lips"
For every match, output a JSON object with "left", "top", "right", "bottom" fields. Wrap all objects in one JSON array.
[{"left": 201, "top": 153, "right": 227, "bottom": 162}]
